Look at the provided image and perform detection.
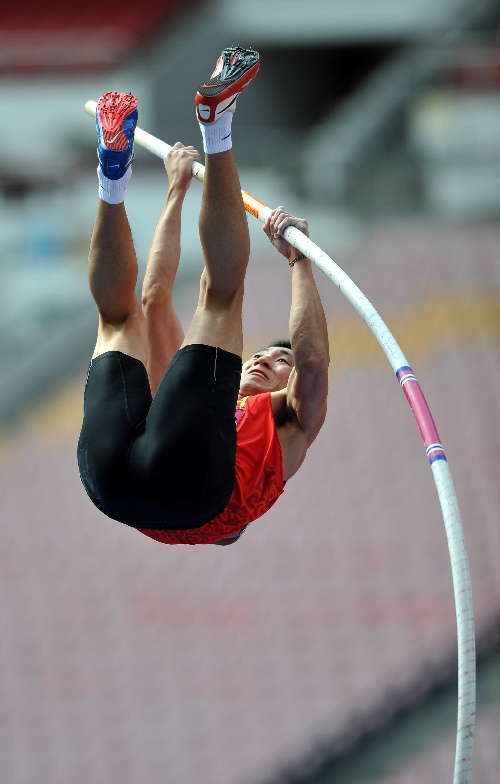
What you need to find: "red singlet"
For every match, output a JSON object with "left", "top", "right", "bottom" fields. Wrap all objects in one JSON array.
[{"left": 136, "top": 393, "right": 285, "bottom": 545}]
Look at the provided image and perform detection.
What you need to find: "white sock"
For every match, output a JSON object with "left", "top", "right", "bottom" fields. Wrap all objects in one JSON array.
[
  {"left": 198, "top": 111, "right": 234, "bottom": 154},
  {"left": 97, "top": 165, "right": 132, "bottom": 204}
]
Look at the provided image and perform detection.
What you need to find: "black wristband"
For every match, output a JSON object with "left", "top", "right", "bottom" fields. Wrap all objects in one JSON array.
[{"left": 289, "top": 253, "right": 306, "bottom": 268}]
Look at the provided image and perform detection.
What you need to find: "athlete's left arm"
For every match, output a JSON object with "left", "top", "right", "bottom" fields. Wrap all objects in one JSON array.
[
  {"left": 286, "top": 258, "right": 329, "bottom": 443},
  {"left": 264, "top": 209, "right": 330, "bottom": 445}
]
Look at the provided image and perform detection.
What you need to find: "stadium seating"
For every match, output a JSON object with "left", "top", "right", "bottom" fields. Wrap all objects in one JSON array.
[{"left": 0, "top": 1, "right": 197, "bottom": 71}]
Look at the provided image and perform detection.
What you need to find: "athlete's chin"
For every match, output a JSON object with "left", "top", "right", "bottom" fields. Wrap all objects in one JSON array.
[
  {"left": 240, "top": 379, "right": 283, "bottom": 396},
  {"left": 239, "top": 381, "right": 266, "bottom": 396}
]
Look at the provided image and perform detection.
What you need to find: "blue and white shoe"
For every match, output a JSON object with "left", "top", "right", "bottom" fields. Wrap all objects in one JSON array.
[{"left": 96, "top": 91, "right": 138, "bottom": 180}]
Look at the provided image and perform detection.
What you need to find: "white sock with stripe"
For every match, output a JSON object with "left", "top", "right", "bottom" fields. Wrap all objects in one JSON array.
[
  {"left": 97, "top": 166, "right": 132, "bottom": 204},
  {"left": 198, "top": 111, "right": 234, "bottom": 154}
]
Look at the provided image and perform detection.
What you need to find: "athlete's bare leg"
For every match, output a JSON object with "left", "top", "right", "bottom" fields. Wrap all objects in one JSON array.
[
  {"left": 181, "top": 148, "right": 249, "bottom": 357},
  {"left": 88, "top": 200, "right": 147, "bottom": 364},
  {"left": 182, "top": 45, "right": 259, "bottom": 357},
  {"left": 89, "top": 92, "right": 147, "bottom": 364}
]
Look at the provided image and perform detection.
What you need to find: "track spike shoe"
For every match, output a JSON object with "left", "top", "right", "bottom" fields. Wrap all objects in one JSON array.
[
  {"left": 96, "top": 91, "right": 138, "bottom": 180},
  {"left": 195, "top": 46, "right": 260, "bottom": 124}
]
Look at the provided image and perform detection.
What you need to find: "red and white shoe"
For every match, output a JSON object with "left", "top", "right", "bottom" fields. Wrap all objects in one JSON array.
[{"left": 195, "top": 46, "right": 260, "bottom": 124}]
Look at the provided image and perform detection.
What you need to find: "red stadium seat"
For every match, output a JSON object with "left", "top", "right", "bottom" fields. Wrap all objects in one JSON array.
[{"left": 0, "top": 1, "right": 197, "bottom": 72}]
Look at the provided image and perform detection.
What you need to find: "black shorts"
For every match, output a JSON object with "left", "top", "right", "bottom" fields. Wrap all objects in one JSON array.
[{"left": 77, "top": 345, "right": 241, "bottom": 529}]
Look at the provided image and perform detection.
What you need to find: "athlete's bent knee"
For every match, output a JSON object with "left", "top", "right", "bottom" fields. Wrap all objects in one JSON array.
[{"left": 198, "top": 270, "right": 244, "bottom": 309}]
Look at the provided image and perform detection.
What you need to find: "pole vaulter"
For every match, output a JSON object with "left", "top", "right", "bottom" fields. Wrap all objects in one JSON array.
[{"left": 84, "top": 99, "right": 476, "bottom": 784}]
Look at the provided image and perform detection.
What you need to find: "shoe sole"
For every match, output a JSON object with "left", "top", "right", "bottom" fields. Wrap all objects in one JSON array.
[
  {"left": 197, "top": 59, "right": 260, "bottom": 97},
  {"left": 196, "top": 51, "right": 260, "bottom": 124},
  {"left": 97, "top": 92, "right": 138, "bottom": 151}
]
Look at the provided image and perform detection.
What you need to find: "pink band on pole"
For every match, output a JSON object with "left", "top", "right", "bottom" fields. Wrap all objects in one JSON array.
[{"left": 396, "top": 366, "right": 446, "bottom": 463}]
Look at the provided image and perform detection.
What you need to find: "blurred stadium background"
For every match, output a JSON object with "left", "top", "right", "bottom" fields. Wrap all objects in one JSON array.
[{"left": 0, "top": 1, "right": 499, "bottom": 782}]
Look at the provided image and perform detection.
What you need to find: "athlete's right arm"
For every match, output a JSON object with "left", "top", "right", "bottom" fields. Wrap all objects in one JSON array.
[{"left": 141, "top": 143, "right": 200, "bottom": 393}]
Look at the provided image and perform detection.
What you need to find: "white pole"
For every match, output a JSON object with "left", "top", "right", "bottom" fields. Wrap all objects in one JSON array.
[{"left": 85, "top": 101, "right": 476, "bottom": 783}]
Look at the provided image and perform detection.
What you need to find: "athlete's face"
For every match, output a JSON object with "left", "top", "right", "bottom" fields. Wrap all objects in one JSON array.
[{"left": 239, "top": 346, "right": 294, "bottom": 395}]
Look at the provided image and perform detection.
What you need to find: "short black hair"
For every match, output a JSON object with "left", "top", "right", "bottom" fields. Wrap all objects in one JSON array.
[{"left": 266, "top": 339, "right": 292, "bottom": 351}]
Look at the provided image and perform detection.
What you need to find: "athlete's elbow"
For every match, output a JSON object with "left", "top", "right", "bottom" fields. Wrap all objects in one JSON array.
[
  {"left": 296, "top": 355, "right": 329, "bottom": 391},
  {"left": 213, "top": 536, "right": 241, "bottom": 547},
  {"left": 141, "top": 281, "right": 171, "bottom": 311},
  {"left": 296, "top": 349, "right": 329, "bottom": 374}
]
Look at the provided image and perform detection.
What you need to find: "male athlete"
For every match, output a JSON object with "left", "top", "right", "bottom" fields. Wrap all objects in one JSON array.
[{"left": 77, "top": 46, "right": 330, "bottom": 545}]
